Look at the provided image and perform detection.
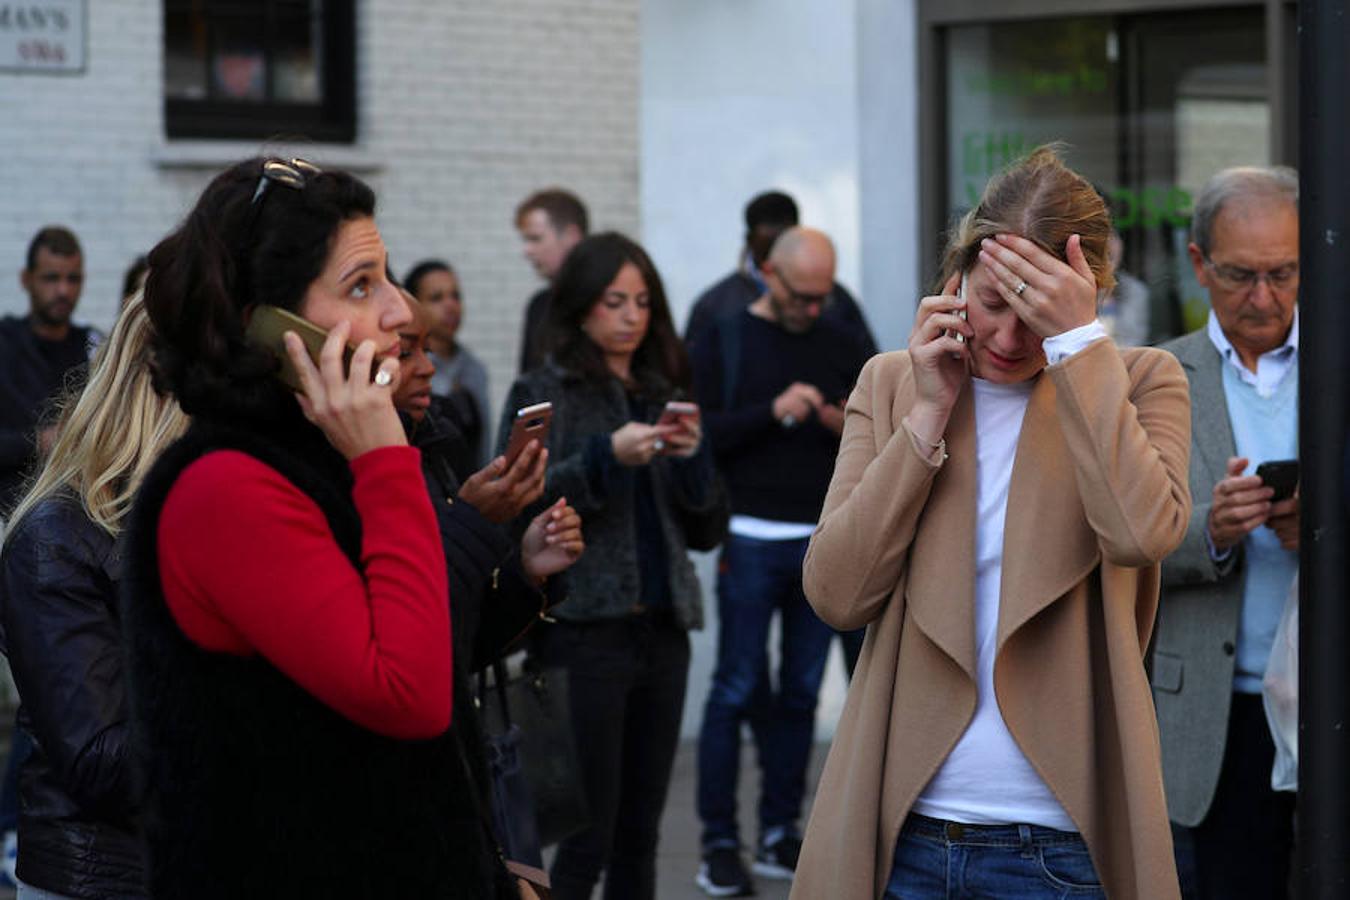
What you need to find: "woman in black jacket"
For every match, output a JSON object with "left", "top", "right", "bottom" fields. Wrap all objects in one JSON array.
[
  {"left": 499, "top": 232, "right": 728, "bottom": 900},
  {"left": 0, "top": 295, "right": 186, "bottom": 900},
  {"left": 395, "top": 295, "right": 582, "bottom": 671}
]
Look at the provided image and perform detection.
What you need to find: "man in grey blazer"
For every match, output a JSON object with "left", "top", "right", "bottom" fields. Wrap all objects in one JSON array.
[{"left": 1155, "top": 166, "right": 1301, "bottom": 899}]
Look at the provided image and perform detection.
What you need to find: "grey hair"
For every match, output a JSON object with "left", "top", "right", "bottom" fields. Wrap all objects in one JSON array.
[{"left": 1191, "top": 166, "right": 1299, "bottom": 256}]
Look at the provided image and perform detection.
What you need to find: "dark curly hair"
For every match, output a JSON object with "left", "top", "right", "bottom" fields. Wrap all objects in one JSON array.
[
  {"left": 545, "top": 232, "right": 689, "bottom": 393},
  {"left": 143, "top": 157, "right": 376, "bottom": 418}
]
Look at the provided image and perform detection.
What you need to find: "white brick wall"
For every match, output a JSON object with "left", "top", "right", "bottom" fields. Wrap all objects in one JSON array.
[{"left": 0, "top": 0, "right": 640, "bottom": 429}]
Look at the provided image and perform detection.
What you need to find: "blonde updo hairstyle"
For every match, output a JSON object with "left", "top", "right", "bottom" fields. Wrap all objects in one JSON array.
[{"left": 937, "top": 145, "right": 1116, "bottom": 297}]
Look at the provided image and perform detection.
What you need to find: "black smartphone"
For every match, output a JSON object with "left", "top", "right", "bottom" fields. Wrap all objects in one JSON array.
[
  {"left": 1255, "top": 459, "right": 1299, "bottom": 502},
  {"left": 245, "top": 304, "right": 365, "bottom": 392}
]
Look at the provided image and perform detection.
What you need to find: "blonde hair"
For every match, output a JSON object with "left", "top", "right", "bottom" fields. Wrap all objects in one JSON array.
[
  {"left": 5, "top": 294, "right": 188, "bottom": 539},
  {"left": 938, "top": 144, "right": 1116, "bottom": 296}
]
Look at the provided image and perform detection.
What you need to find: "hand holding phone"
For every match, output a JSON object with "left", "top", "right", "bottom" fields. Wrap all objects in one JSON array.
[
  {"left": 655, "top": 401, "right": 701, "bottom": 457},
  {"left": 276, "top": 318, "right": 407, "bottom": 460}
]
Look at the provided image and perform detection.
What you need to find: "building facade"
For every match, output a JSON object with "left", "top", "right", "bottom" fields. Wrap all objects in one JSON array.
[{"left": 1, "top": 0, "right": 641, "bottom": 421}]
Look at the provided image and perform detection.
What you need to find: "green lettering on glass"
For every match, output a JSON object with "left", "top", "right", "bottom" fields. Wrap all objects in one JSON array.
[
  {"left": 1109, "top": 187, "right": 1193, "bottom": 230},
  {"left": 962, "top": 131, "right": 1029, "bottom": 179},
  {"left": 965, "top": 66, "right": 1109, "bottom": 98}
]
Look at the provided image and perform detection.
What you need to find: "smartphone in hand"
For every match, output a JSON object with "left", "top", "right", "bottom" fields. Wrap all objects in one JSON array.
[
  {"left": 245, "top": 304, "right": 368, "bottom": 392},
  {"left": 657, "top": 401, "right": 699, "bottom": 429},
  {"left": 503, "top": 402, "right": 553, "bottom": 469},
  {"left": 951, "top": 272, "right": 969, "bottom": 344},
  {"left": 1255, "top": 459, "right": 1299, "bottom": 502}
]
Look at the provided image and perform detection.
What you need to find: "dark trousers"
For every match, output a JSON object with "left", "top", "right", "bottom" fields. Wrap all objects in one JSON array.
[
  {"left": 1191, "top": 691, "right": 1296, "bottom": 899},
  {"left": 536, "top": 615, "right": 690, "bottom": 900},
  {"left": 0, "top": 720, "right": 31, "bottom": 832},
  {"left": 696, "top": 533, "right": 834, "bottom": 849}
]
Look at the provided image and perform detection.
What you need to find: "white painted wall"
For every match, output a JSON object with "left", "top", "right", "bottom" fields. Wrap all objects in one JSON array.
[
  {"left": 0, "top": 0, "right": 642, "bottom": 430},
  {"left": 641, "top": 0, "right": 923, "bottom": 741},
  {"left": 639, "top": 1, "right": 863, "bottom": 333}
]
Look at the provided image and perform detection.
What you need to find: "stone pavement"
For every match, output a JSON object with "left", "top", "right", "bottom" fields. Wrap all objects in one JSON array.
[{"left": 654, "top": 740, "right": 827, "bottom": 899}]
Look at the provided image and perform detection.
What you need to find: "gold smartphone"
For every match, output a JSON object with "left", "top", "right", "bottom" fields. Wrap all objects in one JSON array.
[{"left": 245, "top": 304, "right": 366, "bottom": 392}]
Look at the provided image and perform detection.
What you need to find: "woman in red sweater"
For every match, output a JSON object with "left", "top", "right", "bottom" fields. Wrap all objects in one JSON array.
[{"left": 122, "top": 158, "right": 473, "bottom": 898}]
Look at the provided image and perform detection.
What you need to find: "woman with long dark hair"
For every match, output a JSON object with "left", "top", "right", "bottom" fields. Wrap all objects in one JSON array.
[
  {"left": 499, "top": 232, "right": 727, "bottom": 900},
  {"left": 123, "top": 158, "right": 469, "bottom": 898}
]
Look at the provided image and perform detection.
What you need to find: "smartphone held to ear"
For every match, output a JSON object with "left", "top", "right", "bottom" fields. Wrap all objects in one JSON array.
[
  {"left": 951, "top": 272, "right": 969, "bottom": 344},
  {"left": 245, "top": 304, "right": 375, "bottom": 392},
  {"left": 503, "top": 402, "right": 553, "bottom": 468},
  {"left": 1256, "top": 459, "right": 1299, "bottom": 502}
]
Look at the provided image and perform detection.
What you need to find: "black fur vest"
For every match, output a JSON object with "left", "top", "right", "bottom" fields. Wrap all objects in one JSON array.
[{"left": 121, "top": 407, "right": 507, "bottom": 899}]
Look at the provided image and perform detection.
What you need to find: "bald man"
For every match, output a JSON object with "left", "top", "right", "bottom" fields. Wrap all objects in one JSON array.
[
  {"left": 690, "top": 227, "right": 872, "bottom": 896},
  {"left": 684, "top": 190, "right": 876, "bottom": 357}
]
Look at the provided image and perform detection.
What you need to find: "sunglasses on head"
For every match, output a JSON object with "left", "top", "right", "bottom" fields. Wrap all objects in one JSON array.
[
  {"left": 250, "top": 157, "right": 322, "bottom": 205},
  {"left": 244, "top": 157, "right": 323, "bottom": 236}
]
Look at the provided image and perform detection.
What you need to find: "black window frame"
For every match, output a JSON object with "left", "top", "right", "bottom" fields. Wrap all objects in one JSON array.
[{"left": 163, "top": 0, "right": 356, "bottom": 143}]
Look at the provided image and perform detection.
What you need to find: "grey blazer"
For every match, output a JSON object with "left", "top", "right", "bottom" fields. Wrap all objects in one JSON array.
[{"left": 1153, "top": 328, "right": 1246, "bottom": 827}]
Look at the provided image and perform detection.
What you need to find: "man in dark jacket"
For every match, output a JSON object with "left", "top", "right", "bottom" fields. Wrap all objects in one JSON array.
[
  {"left": 683, "top": 191, "right": 876, "bottom": 358},
  {"left": 0, "top": 226, "right": 97, "bottom": 519},
  {"left": 514, "top": 189, "right": 588, "bottom": 374},
  {"left": 690, "top": 227, "right": 870, "bottom": 896}
]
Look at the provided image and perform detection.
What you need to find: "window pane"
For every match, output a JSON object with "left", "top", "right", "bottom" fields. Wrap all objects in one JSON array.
[
  {"left": 944, "top": 11, "right": 1265, "bottom": 343},
  {"left": 211, "top": 10, "right": 267, "bottom": 102},
  {"left": 274, "top": 4, "right": 322, "bottom": 103},
  {"left": 165, "top": 8, "right": 208, "bottom": 99},
  {"left": 945, "top": 18, "right": 1120, "bottom": 222}
]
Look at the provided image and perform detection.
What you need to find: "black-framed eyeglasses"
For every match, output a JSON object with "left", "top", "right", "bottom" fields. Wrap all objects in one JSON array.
[
  {"left": 774, "top": 269, "right": 833, "bottom": 308},
  {"left": 1202, "top": 255, "right": 1299, "bottom": 293}
]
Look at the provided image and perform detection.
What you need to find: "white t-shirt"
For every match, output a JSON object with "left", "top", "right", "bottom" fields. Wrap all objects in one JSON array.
[{"left": 911, "top": 322, "right": 1107, "bottom": 830}]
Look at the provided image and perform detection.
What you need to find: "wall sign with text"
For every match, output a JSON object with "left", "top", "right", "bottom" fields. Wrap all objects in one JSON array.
[{"left": 0, "top": 1, "right": 85, "bottom": 73}]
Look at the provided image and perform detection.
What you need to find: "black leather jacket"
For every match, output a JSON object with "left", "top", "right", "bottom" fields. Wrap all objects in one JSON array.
[{"left": 0, "top": 494, "right": 145, "bottom": 899}]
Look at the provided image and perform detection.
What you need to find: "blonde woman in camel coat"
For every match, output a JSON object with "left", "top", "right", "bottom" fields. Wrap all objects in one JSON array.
[{"left": 792, "top": 149, "right": 1191, "bottom": 900}]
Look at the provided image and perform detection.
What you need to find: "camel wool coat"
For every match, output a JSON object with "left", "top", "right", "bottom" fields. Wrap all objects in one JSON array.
[{"left": 792, "top": 339, "right": 1191, "bottom": 900}]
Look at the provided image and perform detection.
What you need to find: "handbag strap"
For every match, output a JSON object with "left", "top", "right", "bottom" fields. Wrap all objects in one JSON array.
[
  {"left": 476, "top": 658, "right": 515, "bottom": 726},
  {"left": 450, "top": 712, "right": 554, "bottom": 897}
]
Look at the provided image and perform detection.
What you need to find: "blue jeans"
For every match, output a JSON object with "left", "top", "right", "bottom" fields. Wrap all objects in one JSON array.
[
  {"left": 696, "top": 533, "right": 833, "bottom": 849},
  {"left": 886, "top": 814, "right": 1105, "bottom": 899}
]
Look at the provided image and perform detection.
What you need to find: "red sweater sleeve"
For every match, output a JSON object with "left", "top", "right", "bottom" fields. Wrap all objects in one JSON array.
[{"left": 157, "top": 446, "right": 452, "bottom": 740}]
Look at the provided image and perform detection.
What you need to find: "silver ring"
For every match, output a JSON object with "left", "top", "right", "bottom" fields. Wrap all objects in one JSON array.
[
  {"left": 374, "top": 368, "right": 393, "bottom": 387},
  {"left": 1014, "top": 280, "right": 1028, "bottom": 296},
  {"left": 652, "top": 438, "right": 665, "bottom": 452}
]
